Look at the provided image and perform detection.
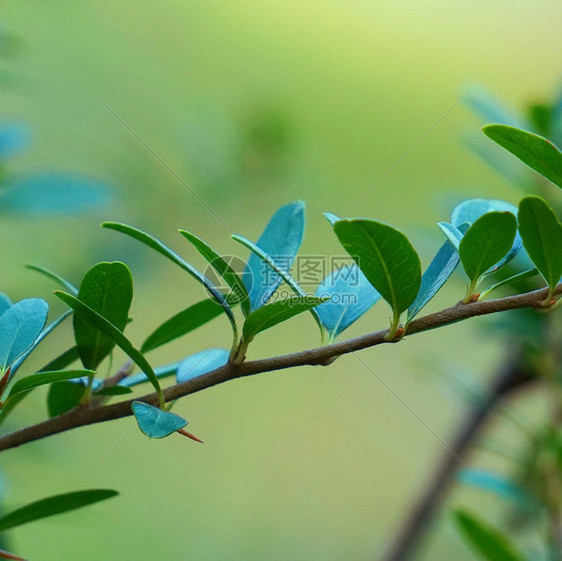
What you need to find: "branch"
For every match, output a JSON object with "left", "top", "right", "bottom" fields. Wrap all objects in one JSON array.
[
  {"left": 380, "top": 345, "right": 535, "bottom": 561},
  {"left": 0, "top": 284, "right": 559, "bottom": 453}
]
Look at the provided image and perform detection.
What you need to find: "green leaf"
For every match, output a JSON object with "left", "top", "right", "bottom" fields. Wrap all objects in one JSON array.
[
  {"left": 0, "top": 490, "right": 119, "bottom": 531},
  {"left": 242, "top": 296, "right": 325, "bottom": 342},
  {"left": 47, "top": 381, "right": 86, "bottom": 418},
  {"left": 478, "top": 268, "right": 538, "bottom": 301},
  {"left": 0, "top": 299, "right": 49, "bottom": 372},
  {"left": 483, "top": 124, "right": 562, "bottom": 189},
  {"left": 240, "top": 201, "right": 305, "bottom": 311},
  {"left": 232, "top": 234, "right": 324, "bottom": 334},
  {"left": 102, "top": 222, "right": 237, "bottom": 337},
  {"left": 459, "top": 212, "right": 517, "bottom": 286},
  {"left": 178, "top": 230, "right": 250, "bottom": 316},
  {"left": 141, "top": 299, "right": 225, "bottom": 353},
  {"left": 54, "top": 291, "right": 163, "bottom": 403},
  {"left": 7, "top": 369, "right": 94, "bottom": 399},
  {"left": 454, "top": 509, "right": 527, "bottom": 561},
  {"left": 517, "top": 195, "right": 562, "bottom": 294},
  {"left": 94, "top": 385, "right": 133, "bottom": 396},
  {"left": 131, "top": 401, "right": 187, "bottom": 439},
  {"left": 25, "top": 264, "right": 78, "bottom": 294},
  {"left": 333, "top": 219, "right": 421, "bottom": 325},
  {"left": 73, "top": 262, "right": 133, "bottom": 370}
]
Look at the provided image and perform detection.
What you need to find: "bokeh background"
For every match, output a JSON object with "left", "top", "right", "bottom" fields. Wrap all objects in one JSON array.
[{"left": 0, "top": 1, "right": 560, "bottom": 559}]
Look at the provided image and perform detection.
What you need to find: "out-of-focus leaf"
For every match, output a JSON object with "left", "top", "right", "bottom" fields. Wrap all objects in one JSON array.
[
  {"left": 458, "top": 470, "right": 530, "bottom": 505},
  {"left": 7, "top": 370, "right": 94, "bottom": 399},
  {"left": 141, "top": 299, "right": 225, "bottom": 354},
  {"left": 407, "top": 239, "right": 460, "bottom": 322},
  {"left": 25, "top": 265, "right": 78, "bottom": 294},
  {"left": 102, "top": 222, "right": 237, "bottom": 335},
  {"left": 315, "top": 264, "right": 380, "bottom": 338},
  {"left": 241, "top": 201, "right": 305, "bottom": 311},
  {"left": 454, "top": 509, "right": 527, "bottom": 561},
  {"left": 464, "top": 85, "right": 526, "bottom": 128},
  {"left": 517, "top": 195, "right": 562, "bottom": 294},
  {"left": 0, "top": 547, "right": 26, "bottom": 560},
  {"left": 55, "top": 291, "right": 163, "bottom": 400},
  {"left": 176, "top": 348, "right": 230, "bottom": 383},
  {"left": 131, "top": 401, "right": 186, "bottom": 439},
  {"left": 459, "top": 212, "right": 517, "bottom": 284},
  {"left": 478, "top": 268, "right": 538, "bottom": 301},
  {"left": 0, "top": 173, "right": 111, "bottom": 214},
  {"left": 242, "top": 296, "right": 325, "bottom": 342},
  {"left": 483, "top": 125, "right": 562, "bottom": 189},
  {"left": 0, "top": 299, "right": 48, "bottom": 372},
  {"left": 333, "top": 219, "right": 421, "bottom": 321},
  {"left": 74, "top": 262, "right": 133, "bottom": 370},
  {"left": 179, "top": 230, "right": 250, "bottom": 316},
  {"left": 0, "top": 490, "right": 119, "bottom": 531},
  {"left": 0, "top": 123, "right": 30, "bottom": 158}
]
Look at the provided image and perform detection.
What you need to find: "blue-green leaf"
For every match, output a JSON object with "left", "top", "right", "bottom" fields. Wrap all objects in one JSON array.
[
  {"left": 315, "top": 265, "right": 380, "bottom": 338},
  {"left": 518, "top": 195, "right": 562, "bottom": 294},
  {"left": 0, "top": 299, "right": 49, "bottom": 372},
  {"left": 458, "top": 470, "right": 530, "bottom": 505},
  {"left": 407, "top": 239, "right": 460, "bottom": 323},
  {"left": 454, "top": 509, "right": 527, "bottom": 561},
  {"left": 74, "top": 262, "right": 133, "bottom": 370},
  {"left": 176, "top": 348, "right": 230, "bottom": 383},
  {"left": 131, "top": 401, "right": 187, "bottom": 439},
  {"left": 437, "top": 222, "right": 465, "bottom": 250},
  {"left": 464, "top": 85, "right": 526, "bottom": 128},
  {"left": 0, "top": 294, "right": 11, "bottom": 316},
  {"left": 0, "top": 123, "right": 30, "bottom": 158},
  {"left": 241, "top": 201, "right": 305, "bottom": 311},
  {"left": 0, "top": 490, "right": 119, "bottom": 531},
  {"left": 94, "top": 385, "right": 133, "bottom": 396},
  {"left": 120, "top": 361, "right": 181, "bottom": 388},
  {"left": 483, "top": 124, "right": 562, "bottom": 189}
]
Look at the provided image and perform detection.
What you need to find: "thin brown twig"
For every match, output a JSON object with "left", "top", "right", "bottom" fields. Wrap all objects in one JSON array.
[{"left": 0, "top": 283, "right": 559, "bottom": 453}]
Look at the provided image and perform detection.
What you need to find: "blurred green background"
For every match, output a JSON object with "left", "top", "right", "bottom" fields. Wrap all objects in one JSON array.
[{"left": 0, "top": 1, "right": 560, "bottom": 559}]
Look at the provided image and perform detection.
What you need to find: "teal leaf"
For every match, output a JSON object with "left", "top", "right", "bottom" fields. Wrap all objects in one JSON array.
[
  {"left": 437, "top": 222, "right": 465, "bottom": 250},
  {"left": 242, "top": 296, "right": 325, "bottom": 342},
  {"left": 454, "top": 509, "right": 527, "bottom": 561},
  {"left": 458, "top": 470, "right": 530, "bottom": 505},
  {"left": 0, "top": 490, "right": 119, "bottom": 531},
  {"left": 141, "top": 299, "right": 225, "bottom": 354},
  {"left": 102, "top": 222, "right": 236, "bottom": 335},
  {"left": 464, "top": 85, "right": 526, "bottom": 128},
  {"left": 74, "top": 262, "right": 133, "bottom": 370},
  {"left": 179, "top": 230, "right": 250, "bottom": 316},
  {"left": 0, "top": 173, "right": 110, "bottom": 215},
  {"left": 121, "top": 361, "right": 181, "bottom": 388},
  {"left": 517, "top": 195, "right": 562, "bottom": 294},
  {"left": 0, "top": 294, "right": 11, "bottom": 316},
  {"left": 0, "top": 122, "right": 30, "bottom": 158},
  {"left": 323, "top": 212, "right": 341, "bottom": 226},
  {"left": 25, "top": 264, "right": 78, "bottom": 294},
  {"left": 47, "top": 381, "right": 87, "bottom": 417},
  {"left": 333, "top": 219, "right": 421, "bottom": 322},
  {"left": 407, "top": 239, "right": 460, "bottom": 323},
  {"left": 232, "top": 234, "right": 324, "bottom": 333},
  {"left": 0, "top": 299, "right": 49, "bottom": 372},
  {"left": 54, "top": 291, "right": 163, "bottom": 400},
  {"left": 459, "top": 212, "right": 517, "bottom": 285},
  {"left": 176, "top": 348, "right": 230, "bottom": 383},
  {"left": 241, "top": 201, "right": 305, "bottom": 311},
  {"left": 315, "top": 264, "right": 380, "bottom": 338},
  {"left": 94, "top": 385, "right": 133, "bottom": 396},
  {"left": 131, "top": 401, "right": 187, "bottom": 439},
  {"left": 6, "top": 369, "right": 94, "bottom": 399},
  {"left": 483, "top": 124, "right": 562, "bottom": 189}
]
